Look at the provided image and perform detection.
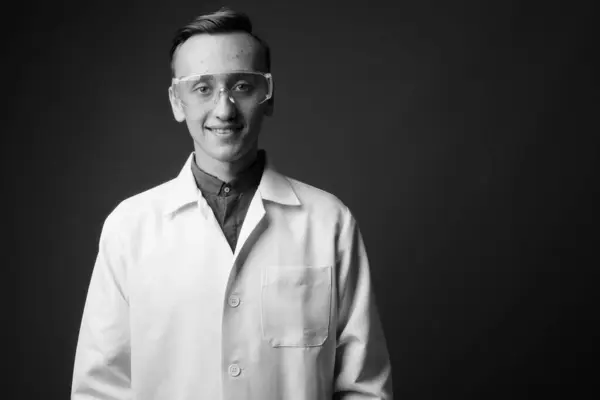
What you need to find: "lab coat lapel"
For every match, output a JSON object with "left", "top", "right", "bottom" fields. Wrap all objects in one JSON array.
[{"left": 233, "top": 189, "right": 266, "bottom": 262}]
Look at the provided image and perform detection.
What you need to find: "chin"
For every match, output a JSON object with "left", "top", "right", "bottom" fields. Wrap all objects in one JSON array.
[{"left": 208, "top": 143, "right": 251, "bottom": 163}]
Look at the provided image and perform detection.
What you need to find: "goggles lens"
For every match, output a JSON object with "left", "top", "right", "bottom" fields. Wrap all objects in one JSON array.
[{"left": 173, "top": 72, "right": 272, "bottom": 107}]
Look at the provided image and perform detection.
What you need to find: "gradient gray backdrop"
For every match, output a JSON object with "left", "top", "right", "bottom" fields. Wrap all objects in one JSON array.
[{"left": 9, "top": 0, "right": 597, "bottom": 399}]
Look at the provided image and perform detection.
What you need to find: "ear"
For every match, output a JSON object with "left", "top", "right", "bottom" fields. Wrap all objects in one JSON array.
[
  {"left": 264, "top": 97, "right": 274, "bottom": 117},
  {"left": 168, "top": 86, "right": 186, "bottom": 122},
  {"left": 264, "top": 80, "right": 275, "bottom": 117}
]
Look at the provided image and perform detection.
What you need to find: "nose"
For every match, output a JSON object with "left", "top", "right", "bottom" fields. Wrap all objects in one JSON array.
[{"left": 213, "top": 88, "right": 237, "bottom": 120}]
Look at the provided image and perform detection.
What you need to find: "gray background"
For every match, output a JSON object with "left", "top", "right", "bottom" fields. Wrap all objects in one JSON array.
[{"left": 9, "top": 0, "right": 597, "bottom": 398}]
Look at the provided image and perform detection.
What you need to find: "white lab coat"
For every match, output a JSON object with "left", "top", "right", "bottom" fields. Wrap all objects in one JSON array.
[{"left": 71, "top": 153, "right": 393, "bottom": 399}]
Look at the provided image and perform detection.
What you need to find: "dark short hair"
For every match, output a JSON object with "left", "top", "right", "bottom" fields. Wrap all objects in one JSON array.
[{"left": 169, "top": 7, "right": 271, "bottom": 76}]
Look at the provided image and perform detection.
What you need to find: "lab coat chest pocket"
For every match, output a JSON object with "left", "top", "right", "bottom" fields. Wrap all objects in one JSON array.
[{"left": 261, "top": 265, "right": 332, "bottom": 347}]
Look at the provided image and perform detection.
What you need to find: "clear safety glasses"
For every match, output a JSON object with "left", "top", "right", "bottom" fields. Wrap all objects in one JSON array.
[{"left": 171, "top": 71, "right": 273, "bottom": 109}]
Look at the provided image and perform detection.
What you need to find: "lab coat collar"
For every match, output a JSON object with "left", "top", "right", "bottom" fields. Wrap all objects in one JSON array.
[{"left": 165, "top": 152, "right": 300, "bottom": 215}]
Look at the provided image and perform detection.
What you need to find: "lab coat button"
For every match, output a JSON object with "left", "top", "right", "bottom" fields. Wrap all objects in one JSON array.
[
  {"left": 229, "top": 364, "right": 241, "bottom": 377},
  {"left": 228, "top": 295, "right": 240, "bottom": 308}
]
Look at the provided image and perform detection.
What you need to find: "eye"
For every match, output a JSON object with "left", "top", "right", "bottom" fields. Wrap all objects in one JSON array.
[
  {"left": 192, "top": 84, "right": 212, "bottom": 95},
  {"left": 232, "top": 82, "right": 253, "bottom": 92}
]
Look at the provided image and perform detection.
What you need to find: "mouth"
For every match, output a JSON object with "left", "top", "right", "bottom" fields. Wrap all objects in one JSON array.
[{"left": 206, "top": 126, "right": 243, "bottom": 135}]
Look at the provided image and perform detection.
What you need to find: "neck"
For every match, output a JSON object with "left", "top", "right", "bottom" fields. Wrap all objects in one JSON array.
[{"left": 193, "top": 146, "right": 258, "bottom": 183}]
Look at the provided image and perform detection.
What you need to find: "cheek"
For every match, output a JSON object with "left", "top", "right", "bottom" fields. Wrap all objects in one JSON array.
[
  {"left": 184, "top": 110, "right": 208, "bottom": 126},
  {"left": 242, "top": 105, "right": 266, "bottom": 127},
  {"left": 184, "top": 114, "right": 208, "bottom": 138}
]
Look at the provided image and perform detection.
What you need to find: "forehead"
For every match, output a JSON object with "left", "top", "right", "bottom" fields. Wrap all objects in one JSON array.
[{"left": 173, "top": 32, "right": 264, "bottom": 77}]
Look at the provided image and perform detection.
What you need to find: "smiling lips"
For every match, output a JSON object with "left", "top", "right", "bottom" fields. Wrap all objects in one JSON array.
[{"left": 206, "top": 126, "right": 242, "bottom": 134}]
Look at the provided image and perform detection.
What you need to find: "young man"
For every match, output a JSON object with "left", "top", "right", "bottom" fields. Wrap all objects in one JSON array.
[{"left": 72, "top": 8, "right": 392, "bottom": 400}]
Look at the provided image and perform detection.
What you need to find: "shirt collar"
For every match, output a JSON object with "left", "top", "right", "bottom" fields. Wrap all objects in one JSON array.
[
  {"left": 165, "top": 151, "right": 300, "bottom": 216},
  {"left": 191, "top": 150, "right": 266, "bottom": 196}
]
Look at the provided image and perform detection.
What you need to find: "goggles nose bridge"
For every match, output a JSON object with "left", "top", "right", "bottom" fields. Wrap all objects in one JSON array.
[{"left": 214, "top": 87, "right": 236, "bottom": 104}]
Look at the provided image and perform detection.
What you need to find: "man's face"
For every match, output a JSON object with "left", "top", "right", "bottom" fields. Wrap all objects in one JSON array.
[{"left": 169, "top": 33, "right": 273, "bottom": 164}]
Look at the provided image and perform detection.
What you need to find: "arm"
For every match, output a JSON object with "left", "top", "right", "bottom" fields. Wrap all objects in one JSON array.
[
  {"left": 333, "top": 207, "right": 393, "bottom": 399},
  {"left": 71, "top": 213, "right": 132, "bottom": 400}
]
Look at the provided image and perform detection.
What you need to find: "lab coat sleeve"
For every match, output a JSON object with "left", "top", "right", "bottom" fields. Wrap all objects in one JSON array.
[
  {"left": 71, "top": 213, "right": 132, "bottom": 400},
  {"left": 333, "top": 207, "right": 393, "bottom": 399}
]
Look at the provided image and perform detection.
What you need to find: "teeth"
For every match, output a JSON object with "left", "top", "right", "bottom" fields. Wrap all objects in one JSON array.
[{"left": 211, "top": 128, "right": 237, "bottom": 134}]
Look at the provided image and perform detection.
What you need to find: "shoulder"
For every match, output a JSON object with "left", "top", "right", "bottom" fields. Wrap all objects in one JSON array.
[
  {"left": 284, "top": 175, "right": 355, "bottom": 224},
  {"left": 101, "top": 177, "right": 178, "bottom": 235},
  {"left": 281, "top": 174, "right": 363, "bottom": 252}
]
